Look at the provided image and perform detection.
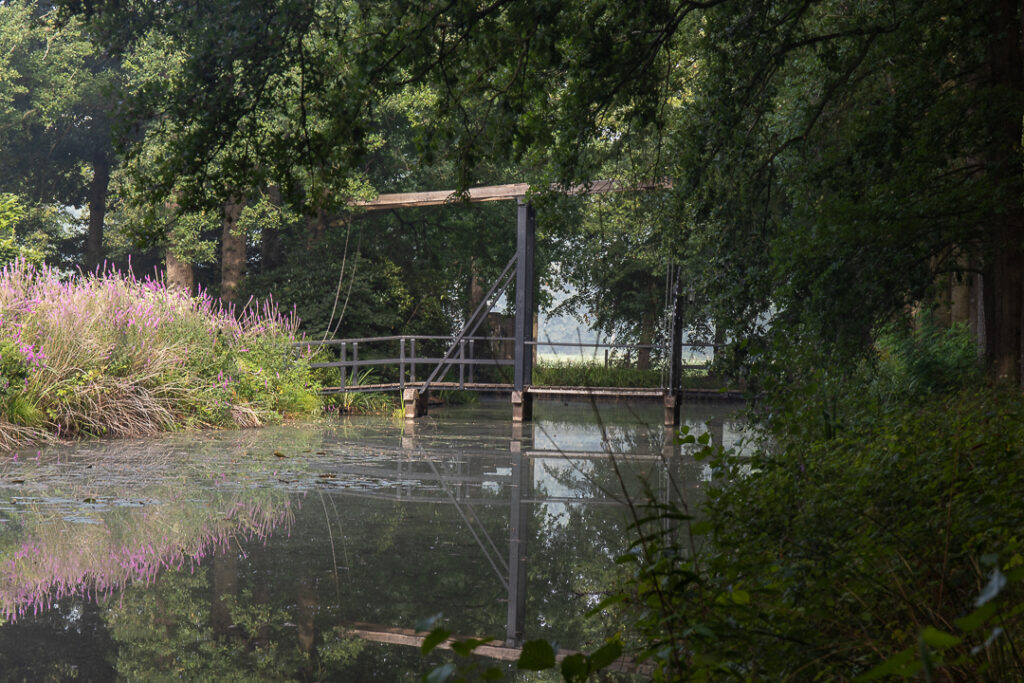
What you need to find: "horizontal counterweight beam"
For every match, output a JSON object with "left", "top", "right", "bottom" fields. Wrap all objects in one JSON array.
[{"left": 351, "top": 179, "right": 671, "bottom": 211}]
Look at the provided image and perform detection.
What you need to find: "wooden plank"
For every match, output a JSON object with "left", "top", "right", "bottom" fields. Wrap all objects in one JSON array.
[
  {"left": 308, "top": 358, "right": 514, "bottom": 369},
  {"left": 317, "top": 381, "right": 743, "bottom": 401},
  {"left": 343, "top": 623, "right": 522, "bottom": 661},
  {"left": 525, "top": 450, "right": 664, "bottom": 461},
  {"left": 340, "top": 622, "right": 648, "bottom": 673},
  {"left": 355, "top": 184, "right": 528, "bottom": 210},
  {"left": 351, "top": 179, "right": 670, "bottom": 211},
  {"left": 528, "top": 386, "right": 665, "bottom": 398},
  {"left": 319, "top": 381, "right": 515, "bottom": 394}
]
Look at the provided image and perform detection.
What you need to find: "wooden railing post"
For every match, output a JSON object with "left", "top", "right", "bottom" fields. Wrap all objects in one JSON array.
[
  {"left": 399, "top": 337, "right": 406, "bottom": 391},
  {"left": 340, "top": 342, "right": 347, "bottom": 390},
  {"left": 410, "top": 338, "right": 416, "bottom": 383},
  {"left": 459, "top": 340, "right": 465, "bottom": 388},
  {"left": 353, "top": 342, "right": 359, "bottom": 383}
]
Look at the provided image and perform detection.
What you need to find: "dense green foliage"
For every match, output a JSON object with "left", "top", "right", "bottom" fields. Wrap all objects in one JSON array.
[
  {"left": 45, "top": 0, "right": 1024, "bottom": 381},
  {"left": 588, "top": 323, "right": 1022, "bottom": 680},
  {"left": 696, "top": 388, "right": 1024, "bottom": 679}
]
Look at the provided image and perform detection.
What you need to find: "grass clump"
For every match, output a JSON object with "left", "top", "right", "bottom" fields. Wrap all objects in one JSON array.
[
  {"left": 532, "top": 358, "right": 662, "bottom": 388},
  {"left": 0, "top": 260, "right": 320, "bottom": 449}
]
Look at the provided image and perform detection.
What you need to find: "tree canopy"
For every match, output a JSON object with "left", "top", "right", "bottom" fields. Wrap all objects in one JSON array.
[{"left": 0, "top": 0, "right": 1018, "bottom": 382}]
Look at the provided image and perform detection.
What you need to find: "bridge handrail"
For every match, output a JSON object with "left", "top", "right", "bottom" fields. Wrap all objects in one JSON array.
[
  {"left": 296, "top": 336, "right": 719, "bottom": 349},
  {"left": 297, "top": 335, "right": 470, "bottom": 345},
  {"left": 294, "top": 334, "right": 717, "bottom": 394},
  {"left": 309, "top": 357, "right": 514, "bottom": 369}
]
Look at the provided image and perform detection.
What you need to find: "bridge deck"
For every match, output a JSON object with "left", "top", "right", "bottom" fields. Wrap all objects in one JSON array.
[{"left": 320, "top": 382, "right": 742, "bottom": 401}]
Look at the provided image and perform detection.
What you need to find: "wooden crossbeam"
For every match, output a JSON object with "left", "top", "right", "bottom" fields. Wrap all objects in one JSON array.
[
  {"left": 351, "top": 179, "right": 670, "bottom": 211},
  {"left": 341, "top": 622, "right": 649, "bottom": 673}
]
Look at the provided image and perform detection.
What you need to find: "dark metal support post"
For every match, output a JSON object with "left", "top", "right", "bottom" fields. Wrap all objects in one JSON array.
[
  {"left": 513, "top": 200, "right": 536, "bottom": 422},
  {"left": 665, "top": 266, "right": 685, "bottom": 426}
]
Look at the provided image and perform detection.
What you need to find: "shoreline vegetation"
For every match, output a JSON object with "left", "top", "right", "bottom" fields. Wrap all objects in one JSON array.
[{"left": 0, "top": 260, "right": 320, "bottom": 451}]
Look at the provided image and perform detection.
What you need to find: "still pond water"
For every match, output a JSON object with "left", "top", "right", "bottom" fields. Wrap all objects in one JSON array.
[{"left": 0, "top": 400, "right": 743, "bottom": 680}]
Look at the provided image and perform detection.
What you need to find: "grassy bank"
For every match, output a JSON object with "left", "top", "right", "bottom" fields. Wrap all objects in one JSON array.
[
  {"left": 0, "top": 260, "right": 319, "bottom": 449},
  {"left": 533, "top": 358, "right": 726, "bottom": 390}
]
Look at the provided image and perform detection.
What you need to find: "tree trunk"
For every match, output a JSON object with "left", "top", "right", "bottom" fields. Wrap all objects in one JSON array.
[
  {"left": 165, "top": 249, "right": 194, "bottom": 293},
  {"left": 211, "top": 547, "right": 238, "bottom": 639},
  {"left": 985, "top": 0, "right": 1024, "bottom": 383},
  {"left": 949, "top": 274, "right": 971, "bottom": 325},
  {"left": 221, "top": 197, "right": 246, "bottom": 305},
  {"left": 85, "top": 153, "right": 110, "bottom": 273},
  {"left": 468, "top": 258, "right": 485, "bottom": 322},
  {"left": 305, "top": 205, "right": 327, "bottom": 247},
  {"left": 971, "top": 273, "right": 987, "bottom": 356},
  {"left": 989, "top": 226, "right": 1023, "bottom": 382},
  {"left": 637, "top": 313, "right": 655, "bottom": 370},
  {"left": 260, "top": 185, "right": 283, "bottom": 273}
]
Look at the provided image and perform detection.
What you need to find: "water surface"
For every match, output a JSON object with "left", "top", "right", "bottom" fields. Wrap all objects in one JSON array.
[{"left": 0, "top": 399, "right": 743, "bottom": 680}]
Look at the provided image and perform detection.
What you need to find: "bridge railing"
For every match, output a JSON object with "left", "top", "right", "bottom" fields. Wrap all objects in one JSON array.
[
  {"left": 527, "top": 340, "right": 713, "bottom": 367},
  {"left": 298, "top": 335, "right": 516, "bottom": 392},
  {"left": 296, "top": 336, "right": 716, "bottom": 393}
]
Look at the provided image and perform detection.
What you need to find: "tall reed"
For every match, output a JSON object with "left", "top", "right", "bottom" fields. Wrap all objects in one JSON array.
[{"left": 0, "top": 260, "right": 319, "bottom": 448}]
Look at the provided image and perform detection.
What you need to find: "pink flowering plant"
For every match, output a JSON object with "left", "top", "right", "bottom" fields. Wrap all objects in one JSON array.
[{"left": 0, "top": 260, "right": 320, "bottom": 449}]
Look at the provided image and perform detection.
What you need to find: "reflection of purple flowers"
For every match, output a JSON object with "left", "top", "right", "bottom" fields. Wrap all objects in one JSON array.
[{"left": 0, "top": 497, "right": 294, "bottom": 622}]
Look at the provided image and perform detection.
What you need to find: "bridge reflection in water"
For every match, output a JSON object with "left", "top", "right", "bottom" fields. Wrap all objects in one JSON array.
[{"left": 318, "top": 401, "right": 742, "bottom": 661}]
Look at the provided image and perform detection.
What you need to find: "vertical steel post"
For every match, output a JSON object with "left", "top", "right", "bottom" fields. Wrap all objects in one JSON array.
[
  {"left": 468, "top": 339, "right": 475, "bottom": 384},
  {"left": 410, "top": 338, "right": 416, "bottom": 383},
  {"left": 513, "top": 200, "right": 536, "bottom": 422},
  {"left": 665, "top": 266, "right": 685, "bottom": 426}
]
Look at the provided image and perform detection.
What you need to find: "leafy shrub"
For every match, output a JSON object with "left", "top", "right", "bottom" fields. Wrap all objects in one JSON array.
[
  {"left": 756, "top": 313, "right": 984, "bottom": 443},
  {"left": 870, "top": 315, "right": 982, "bottom": 402},
  {"left": 698, "top": 387, "right": 1024, "bottom": 679}
]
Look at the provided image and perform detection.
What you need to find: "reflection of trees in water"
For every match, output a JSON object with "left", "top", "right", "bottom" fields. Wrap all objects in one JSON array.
[
  {"left": 533, "top": 400, "right": 745, "bottom": 456},
  {"left": 528, "top": 500, "right": 633, "bottom": 651},
  {"left": 0, "top": 408, "right": 740, "bottom": 678},
  {"left": 104, "top": 568, "right": 365, "bottom": 680}
]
